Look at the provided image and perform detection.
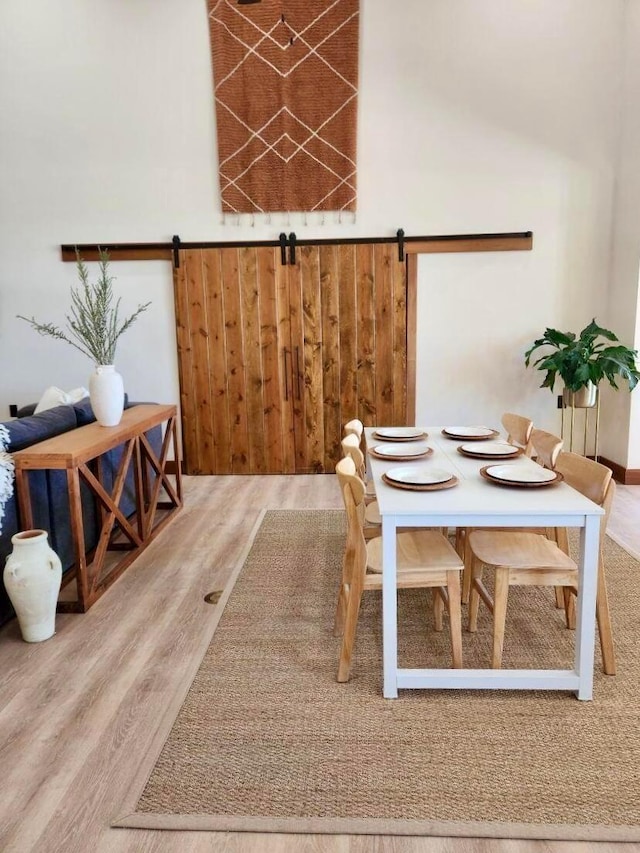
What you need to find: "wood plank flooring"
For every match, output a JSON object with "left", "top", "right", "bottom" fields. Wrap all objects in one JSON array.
[{"left": 1, "top": 475, "right": 639, "bottom": 853}]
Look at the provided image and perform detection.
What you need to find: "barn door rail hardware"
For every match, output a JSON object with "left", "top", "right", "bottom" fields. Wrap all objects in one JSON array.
[
  {"left": 60, "top": 231, "right": 533, "bottom": 263},
  {"left": 172, "top": 235, "right": 181, "bottom": 268}
]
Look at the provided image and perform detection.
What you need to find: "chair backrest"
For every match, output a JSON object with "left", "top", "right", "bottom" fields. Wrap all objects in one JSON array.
[
  {"left": 531, "top": 428, "right": 563, "bottom": 470},
  {"left": 555, "top": 451, "right": 615, "bottom": 532},
  {"left": 335, "top": 456, "right": 367, "bottom": 586},
  {"left": 341, "top": 433, "right": 366, "bottom": 479},
  {"left": 336, "top": 454, "right": 362, "bottom": 499},
  {"left": 502, "top": 412, "right": 534, "bottom": 456},
  {"left": 343, "top": 419, "right": 364, "bottom": 440}
]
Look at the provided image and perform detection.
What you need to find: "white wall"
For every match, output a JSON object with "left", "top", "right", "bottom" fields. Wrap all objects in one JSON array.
[
  {"left": 409, "top": 3, "right": 620, "bottom": 435},
  {"left": 605, "top": 0, "right": 640, "bottom": 467},
  {"left": 1, "top": 1, "right": 636, "bottom": 464}
]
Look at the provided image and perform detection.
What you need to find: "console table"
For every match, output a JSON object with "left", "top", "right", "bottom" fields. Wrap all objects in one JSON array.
[{"left": 13, "top": 404, "right": 182, "bottom": 612}]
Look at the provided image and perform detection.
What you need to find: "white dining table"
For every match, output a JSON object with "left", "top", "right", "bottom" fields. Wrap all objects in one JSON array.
[{"left": 365, "top": 427, "right": 605, "bottom": 700}]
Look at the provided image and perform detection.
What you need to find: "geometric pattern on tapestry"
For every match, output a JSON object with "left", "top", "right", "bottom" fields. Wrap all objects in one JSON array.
[{"left": 207, "top": 0, "right": 359, "bottom": 213}]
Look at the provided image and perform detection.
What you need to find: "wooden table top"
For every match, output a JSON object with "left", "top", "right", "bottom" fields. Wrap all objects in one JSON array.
[
  {"left": 365, "top": 426, "right": 603, "bottom": 521},
  {"left": 13, "top": 404, "right": 177, "bottom": 470}
]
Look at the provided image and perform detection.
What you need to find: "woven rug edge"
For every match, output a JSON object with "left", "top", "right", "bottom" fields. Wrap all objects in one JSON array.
[
  {"left": 111, "top": 508, "right": 269, "bottom": 826},
  {"left": 111, "top": 811, "right": 640, "bottom": 841}
]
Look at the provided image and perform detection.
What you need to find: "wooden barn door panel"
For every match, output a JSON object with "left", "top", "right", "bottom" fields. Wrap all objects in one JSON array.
[
  {"left": 389, "top": 243, "right": 408, "bottom": 426},
  {"left": 320, "top": 245, "right": 342, "bottom": 470},
  {"left": 262, "top": 248, "right": 294, "bottom": 473},
  {"left": 174, "top": 246, "right": 289, "bottom": 474},
  {"left": 355, "top": 243, "right": 376, "bottom": 425},
  {"left": 338, "top": 244, "right": 358, "bottom": 449},
  {"left": 173, "top": 250, "right": 200, "bottom": 474},
  {"left": 203, "top": 248, "right": 232, "bottom": 473},
  {"left": 323, "top": 241, "right": 408, "bottom": 470},
  {"left": 289, "top": 246, "right": 325, "bottom": 473},
  {"left": 288, "top": 242, "right": 407, "bottom": 473}
]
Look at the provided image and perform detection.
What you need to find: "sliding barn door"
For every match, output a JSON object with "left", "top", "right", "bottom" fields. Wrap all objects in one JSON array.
[
  {"left": 288, "top": 242, "right": 408, "bottom": 472},
  {"left": 173, "top": 242, "right": 407, "bottom": 474},
  {"left": 174, "top": 246, "right": 293, "bottom": 474}
]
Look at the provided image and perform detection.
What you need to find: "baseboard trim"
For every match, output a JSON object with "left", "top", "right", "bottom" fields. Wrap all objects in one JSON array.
[{"left": 597, "top": 456, "right": 640, "bottom": 485}]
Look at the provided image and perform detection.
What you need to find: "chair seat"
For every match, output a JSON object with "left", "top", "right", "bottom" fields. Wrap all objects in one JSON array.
[
  {"left": 364, "top": 501, "right": 381, "bottom": 526},
  {"left": 367, "top": 530, "right": 463, "bottom": 575},
  {"left": 469, "top": 531, "right": 576, "bottom": 572}
]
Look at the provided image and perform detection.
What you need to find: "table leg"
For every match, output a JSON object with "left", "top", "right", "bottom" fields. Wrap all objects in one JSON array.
[
  {"left": 170, "top": 416, "right": 183, "bottom": 504},
  {"left": 133, "top": 435, "right": 145, "bottom": 540},
  {"left": 14, "top": 469, "right": 34, "bottom": 530},
  {"left": 575, "top": 514, "right": 600, "bottom": 700},
  {"left": 382, "top": 515, "right": 398, "bottom": 699},
  {"left": 67, "top": 467, "right": 89, "bottom": 611}
]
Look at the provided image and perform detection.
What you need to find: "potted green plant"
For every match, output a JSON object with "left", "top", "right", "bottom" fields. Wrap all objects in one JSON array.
[
  {"left": 17, "top": 249, "right": 150, "bottom": 426},
  {"left": 524, "top": 319, "right": 640, "bottom": 407}
]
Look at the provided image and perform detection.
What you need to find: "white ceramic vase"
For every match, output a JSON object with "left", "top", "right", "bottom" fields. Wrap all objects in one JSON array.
[
  {"left": 89, "top": 364, "right": 124, "bottom": 426},
  {"left": 3, "top": 530, "right": 62, "bottom": 643}
]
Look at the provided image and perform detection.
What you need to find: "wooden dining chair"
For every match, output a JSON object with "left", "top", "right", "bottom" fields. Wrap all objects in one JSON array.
[
  {"left": 343, "top": 418, "right": 364, "bottom": 443},
  {"left": 455, "top": 414, "right": 531, "bottom": 562},
  {"left": 340, "top": 435, "right": 380, "bottom": 539},
  {"left": 341, "top": 433, "right": 377, "bottom": 504},
  {"left": 333, "top": 457, "right": 464, "bottom": 682},
  {"left": 502, "top": 412, "right": 534, "bottom": 456},
  {"left": 459, "top": 424, "right": 561, "bottom": 604},
  {"left": 528, "top": 428, "right": 567, "bottom": 608},
  {"left": 530, "top": 427, "right": 563, "bottom": 470},
  {"left": 467, "top": 451, "right": 616, "bottom": 673}
]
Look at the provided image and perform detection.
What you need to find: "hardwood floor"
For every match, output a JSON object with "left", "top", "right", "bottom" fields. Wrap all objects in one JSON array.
[{"left": 1, "top": 475, "right": 639, "bottom": 853}]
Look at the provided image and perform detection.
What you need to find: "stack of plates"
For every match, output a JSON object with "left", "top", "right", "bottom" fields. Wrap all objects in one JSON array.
[
  {"left": 442, "top": 426, "right": 499, "bottom": 441},
  {"left": 369, "top": 443, "right": 432, "bottom": 461},
  {"left": 480, "top": 464, "right": 563, "bottom": 488},
  {"left": 373, "top": 427, "right": 427, "bottom": 441},
  {"left": 382, "top": 465, "right": 458, "bottom": 491},
  {"left": 457, "top": 441, "right": 521, "bottom": 459}
]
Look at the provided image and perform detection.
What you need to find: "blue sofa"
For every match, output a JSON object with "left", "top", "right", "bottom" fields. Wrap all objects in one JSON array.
[{"left": 0, "top": 399, "right": 160, "bottom": 627}]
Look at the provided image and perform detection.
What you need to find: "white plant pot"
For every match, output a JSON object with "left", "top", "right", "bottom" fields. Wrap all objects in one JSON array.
[
  {"left": 3, "top": 530, "right": 62, "bottom": 642},
  {"left": 89, "top": 364, "right": 124, "bottom": 426},
  {"left": 563, "top": 382, "right": 597, "bottom": 409}
]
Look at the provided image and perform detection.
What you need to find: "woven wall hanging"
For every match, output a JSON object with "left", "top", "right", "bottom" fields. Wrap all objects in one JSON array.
[{"left": 207, "top": 0, "right": 359, "bottom": 214}]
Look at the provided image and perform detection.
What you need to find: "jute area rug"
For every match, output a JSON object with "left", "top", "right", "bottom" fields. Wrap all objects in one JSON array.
[{"left": 115, "top": 510, "right": 640, "bottom": 841}]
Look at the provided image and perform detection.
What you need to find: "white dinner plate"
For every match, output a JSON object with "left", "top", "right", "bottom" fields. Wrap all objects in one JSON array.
[
  {"left": 443, "top": 426, "right": 496, "bottom": 438},
  {"left": 460, "top": 441, "right": 517, "bottom": 456},
  {"left": 484, "top": 464, "right": 558, "bottom": 484},
  {"left": 385, "top": 465, "right": 454, "bottom": 486},
  {"left": 372, "top": 443, "right": 429, "bottom": 458},
  {"left": 374, "top": 427, "right": 426, "bottom": 440}
]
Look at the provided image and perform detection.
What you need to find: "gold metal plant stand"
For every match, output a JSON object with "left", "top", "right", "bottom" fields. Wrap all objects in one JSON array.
[{"left": 560, "top": 387, "right": 600, "bottom": 461}]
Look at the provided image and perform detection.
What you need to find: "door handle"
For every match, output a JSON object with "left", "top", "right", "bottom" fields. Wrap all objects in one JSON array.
[
  {"left": 283, "top": 348, "right": 291, "bottom": 401},
  {"left": 294, "top": 346, "right": 302, "bottom": 400}
]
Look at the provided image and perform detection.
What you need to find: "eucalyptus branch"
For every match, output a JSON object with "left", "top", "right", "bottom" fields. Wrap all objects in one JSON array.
[{"left": 17, "top": 249, "right": 151, "bottom": 366}]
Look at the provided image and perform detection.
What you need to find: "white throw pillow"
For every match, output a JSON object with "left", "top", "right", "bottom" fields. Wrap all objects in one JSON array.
[
  {"left": 34, "top": 386, "right": 70, "bottom": 413},
  {"left": 66, "top": 386, "right": 89, "bottom": 404},
  {"left": 34, "top": 386, "right": 89, "bottom": 414}
]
